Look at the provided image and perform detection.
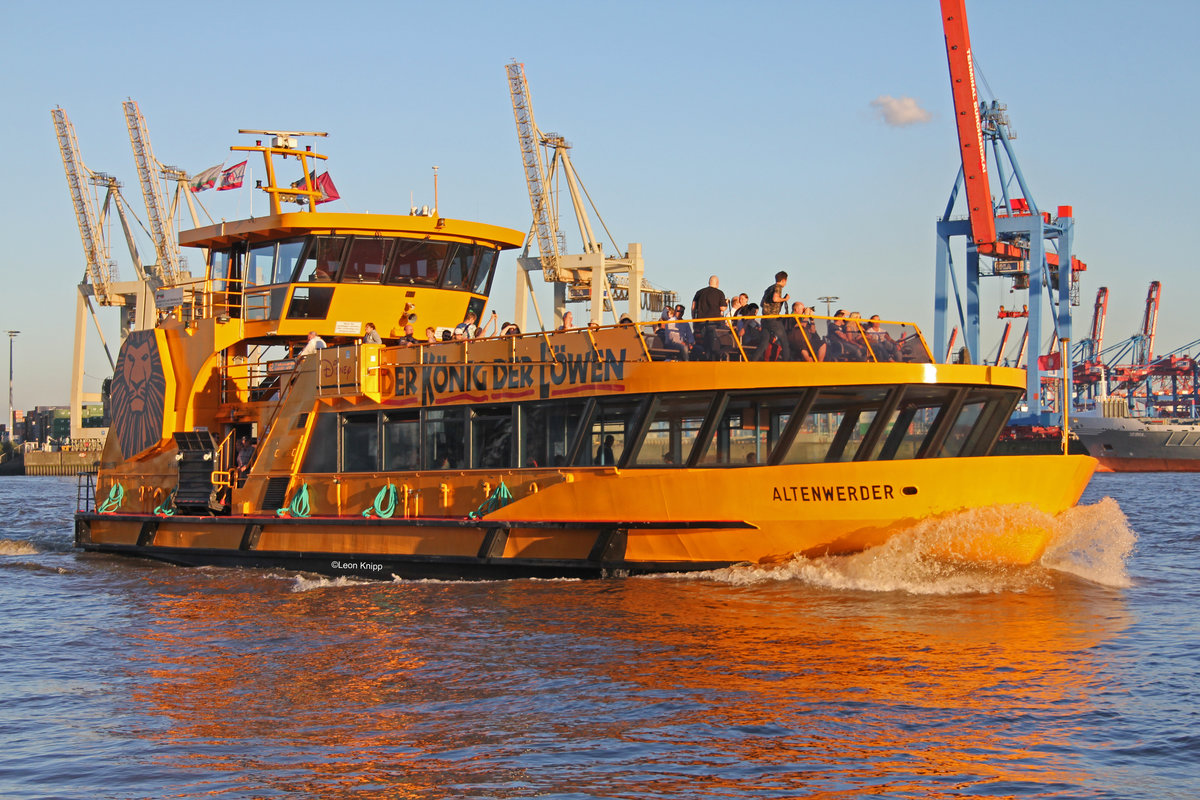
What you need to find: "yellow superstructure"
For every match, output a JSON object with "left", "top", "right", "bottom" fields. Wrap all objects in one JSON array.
[{"left": 75, "top": 133, "right": 1096, "bottom": 580}]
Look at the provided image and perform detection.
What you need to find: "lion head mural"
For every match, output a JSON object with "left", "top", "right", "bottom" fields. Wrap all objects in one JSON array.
[{"left": 110, "top": 330, "right": 167, "bottom": 459}]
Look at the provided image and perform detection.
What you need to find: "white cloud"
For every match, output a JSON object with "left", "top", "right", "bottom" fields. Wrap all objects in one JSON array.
[{"left": 870, "top": 95, "right": 933, "bottom": 127}]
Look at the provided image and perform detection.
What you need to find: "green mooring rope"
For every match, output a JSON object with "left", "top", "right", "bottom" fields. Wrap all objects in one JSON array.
[
  {"left": 277, "top": 483, "right": 311, "bottom": 518},
  {"left": 468, "top": 481, "right": 514, "bottom": 520},
  {"left": 362, "top": 483, "right": 398, "bottom": 519},
  {"left": 153, "top": 489, "right": 176, "bottom": 517},
  {"left": 97, "top": 482, "right": 125, "bottom": 513}
]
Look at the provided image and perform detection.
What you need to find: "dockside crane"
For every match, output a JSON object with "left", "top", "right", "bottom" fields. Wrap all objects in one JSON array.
[
  {"left": 123, "top": 99, "right": 190, "bottom": 289},
  {"left": 52, "top": 106, "right": 157, "bottom": 443},
  {"left": 506, "top": 61, "right": 675, "bottom": 329},
  {"left": 1072, "top": 287, "right": 1108, "bottom": 398},
  {"left": 936, "top": 0, "right": 1087, "bottom": 426}
]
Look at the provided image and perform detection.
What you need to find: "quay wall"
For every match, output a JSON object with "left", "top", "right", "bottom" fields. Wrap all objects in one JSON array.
[{"left": 22, "top": 451, "right": 100, "bottom": 477}]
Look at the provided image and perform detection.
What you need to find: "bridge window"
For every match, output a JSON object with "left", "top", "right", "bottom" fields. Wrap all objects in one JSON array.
[
  {"left": 286, "top": 286, "right": 334, "bottom": 320},
  {"left": 245, "top": 243, "right": 276, "bottom": 288},
  {"left": 389, "top": 241, "right": 445, "bottom": 286},
  {"left": 472, "top": 248, "right": 498, "bottom": 295},
  {"left": 274, "top": 238, "right": 306, "bottom": 284},
  {"left": 298, "top": 236, "right": 347, "bottom": 282},
  {"left": 442, "top": 244, "right": 474, "bottom": 290},
  {"left": 341, "top": 237, "right": 391, "bottom": 283}
]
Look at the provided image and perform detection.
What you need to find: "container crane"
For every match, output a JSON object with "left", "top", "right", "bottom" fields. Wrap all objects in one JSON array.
[
  {"left": 506, "top": 61, "right": 675, "bottom": 329},
  {"left": 52, "top": 107, "right": 157, "bottom": 443},
  {"left": 935, "top": 0, "right": 1087, "bottom": 427},
  {"left": 1072, "top": 287, "right": 1108, "bottom": 398}
]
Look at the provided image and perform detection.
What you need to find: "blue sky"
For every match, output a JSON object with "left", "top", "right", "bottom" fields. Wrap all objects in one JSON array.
[{"left": 2, "top": 0, "right": 1197, "bottom": 408}]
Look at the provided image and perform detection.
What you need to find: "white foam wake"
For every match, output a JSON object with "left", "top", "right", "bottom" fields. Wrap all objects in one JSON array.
[
  {"left": 699, "top": 498, "right": 1136, "bottom": 594},
  {"left": 0, "top": 539, "right": 39, "bottom": 556}
]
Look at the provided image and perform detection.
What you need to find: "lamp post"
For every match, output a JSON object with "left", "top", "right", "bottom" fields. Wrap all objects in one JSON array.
[
  {"left": 6, "top": 330, "right": 18, "bottom": 442},
  {"left": 818, "top": 296, "right": 839, "bottom": 317}
]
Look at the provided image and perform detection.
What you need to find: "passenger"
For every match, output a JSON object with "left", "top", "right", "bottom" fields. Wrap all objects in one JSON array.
[
  {"left": 619, "top": 314, "right": 634, "bottom": 325},
  {"left": 691, "top": 275, "right": 726, "bottom": 358},
  {"left": 674, "top": 305, "right": 695, "bottom": 352},
  {"left": 865, "top": 315, "right": 902, "bottom": 362},
  {"left": 362, "top": 321, "right": 382, "bottom": 344},
  {"left": 424, "top": 326, "right": 440, "bottom": 344},
  {"left": 788, "top": 302, "right": 826, "bottom": 362},
  {"left": 453, "top": 312, "right": 478, "bottom": 340},
  {"left": 826, "top": 310, "right": 867, "bottom": 362},
  {"left": 397, "top": 324, "right": 420, "bottom": 346},
  {"left": 708, "top": 303, "right": 737, "bottom": 361},
  {"left": 235, "top": 436, "right": 254, "bottom": 486},
  {"left": 500, "top": 322, "right": 521, "bottom": 337},
  {"left": 754, "top": 270, "right": 791, "bottom": 362},
  {"left": 736, "top": 302, "right": 761, "bottom": 357},
  {"left": 475, "top": 310, "right": 498, "bottom": 338},
  {"left": 596, "top": 434, "right": 617, "bottom": 465},
  {"left": 298, "top": 330, "right": 326, "bottom": 356},
  {"left": 556, "top": 310, "right": 574, "bottom": 331},
  {"left": 656, "top": 306, "right": 690, "bottom": 360}
]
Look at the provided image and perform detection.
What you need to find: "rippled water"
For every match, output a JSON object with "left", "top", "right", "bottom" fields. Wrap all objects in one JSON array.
[{"left": 1, "top": 473, "right": 1195, "bottom": 799}]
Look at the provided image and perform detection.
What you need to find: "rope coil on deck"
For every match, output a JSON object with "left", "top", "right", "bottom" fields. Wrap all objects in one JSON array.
[
  {"left": 362, "top": 483, "right": 398, "bottom": 519},
  {"left": 153, "top": 489, "right": 177, "bottom": 517},
  {"left": 97, "top": 483, "right": 125, "bottom": 514},
  {"left": 468, "top": 481, "right": 513, "bottom": 519},
  {"left": 277, "top": 483, "right": 311, "bottom": 518}
]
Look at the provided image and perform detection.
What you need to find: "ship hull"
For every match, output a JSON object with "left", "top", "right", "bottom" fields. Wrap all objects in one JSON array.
[
  {"left": 75, "top": 455, "right": 1096, "bottom": 580},
  {"left": 1071, "top": 415, "right": 1200, "bottom": 472}
]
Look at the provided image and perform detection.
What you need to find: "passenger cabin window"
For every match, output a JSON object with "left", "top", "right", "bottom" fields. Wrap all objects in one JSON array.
[
  {"left": 294, "top": 386, "right": 1021, "bottom": 478},
  {"left": 631, "top": 394, "right": 711, "bottom": 467},
  {"left": 209, "top": 248, "right": 232, "bottom": 290},
  {"left": 577, "top": 397, "right": 643, "bottom": 467},
  {"left": 424, "top": 408, "right": 466, "bottom": 469},
  {"left": 342, "top": 413, "right": 380, "bottom": 472},
  {"left": 521, "top": 400, "right": 586, "bottom": 468},
  {"left": 300, "top": 413, "right": 338, "bottom": 473},
  {"left": 471, "top": 405, "right": 513, "bottom": 469},
  {"left": 383, "top": 412, "right": 420, "bottom": 471},
  {"left": 286, "top": 286, "right": 335, "bottom": 320}
]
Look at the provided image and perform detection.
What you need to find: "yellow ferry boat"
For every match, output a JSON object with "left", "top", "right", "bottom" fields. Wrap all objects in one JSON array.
[{"left": 74, "top": 133, "right": 1097, "bottom": 580}]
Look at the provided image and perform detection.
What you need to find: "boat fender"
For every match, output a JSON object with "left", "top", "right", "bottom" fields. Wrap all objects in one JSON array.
[
  {"left": 97, "top": 482, "right": 125, "bottom": 514},
  {"left": 277, "top": 483, "right": 312, "bottom": 518},
  {"left": 362, "top": 483, "right": 398, "bottom": 519}
]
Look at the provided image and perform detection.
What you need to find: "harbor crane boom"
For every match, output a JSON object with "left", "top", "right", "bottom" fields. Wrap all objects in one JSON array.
[
  {"left": 52, "top": 108, "right": 116, "bottom": 306},
  {"left": 123, "top": 99, "right": 185, "bottom": 287},
  {"left": 505, "top": 61, "right": 674, "bottom": 328},
  {"left": 936, "top": 0, "right": 1086, "bottom": 427}
]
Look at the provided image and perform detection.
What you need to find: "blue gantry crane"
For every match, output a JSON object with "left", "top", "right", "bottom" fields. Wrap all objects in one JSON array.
[{"left": 935, "top": 0, "right": 1087, "bottom": 427}]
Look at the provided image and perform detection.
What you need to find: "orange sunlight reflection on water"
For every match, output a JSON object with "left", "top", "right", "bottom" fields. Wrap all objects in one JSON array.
[{"left": 123, "top": 497, "right": 1135, "bottom": 798}]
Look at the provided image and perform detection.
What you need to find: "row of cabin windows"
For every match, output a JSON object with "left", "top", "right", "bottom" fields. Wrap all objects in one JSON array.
[
  {"left": 209, "top": 235, "right": 499, "bottom": 295},
  {"left": 299, "top": 384, "right": 1019, "bottom": 474}
]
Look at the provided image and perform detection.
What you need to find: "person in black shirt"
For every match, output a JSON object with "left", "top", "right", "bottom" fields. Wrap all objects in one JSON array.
[{"left": 691, "top": 275, "right": 727, "bottom": 359}]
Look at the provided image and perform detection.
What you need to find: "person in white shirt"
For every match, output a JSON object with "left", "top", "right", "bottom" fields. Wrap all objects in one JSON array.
[{"left": 299, "top": 330, "right": 326, "bottom": 356}]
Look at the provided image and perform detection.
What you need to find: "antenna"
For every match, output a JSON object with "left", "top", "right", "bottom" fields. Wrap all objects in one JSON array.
[{"left": 432, "top": 165, "right": 439, "bottom": 216}]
